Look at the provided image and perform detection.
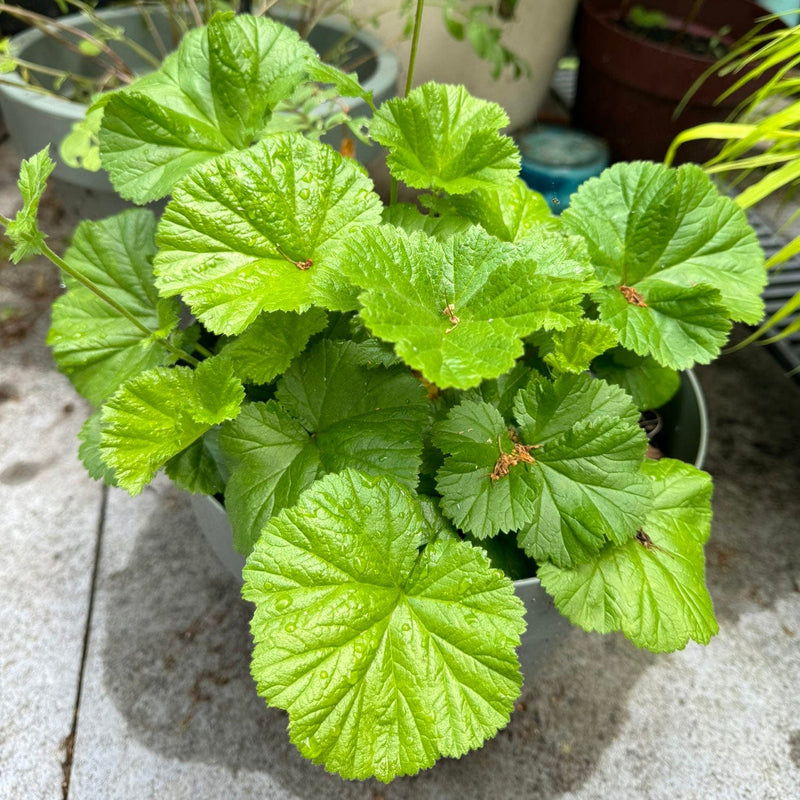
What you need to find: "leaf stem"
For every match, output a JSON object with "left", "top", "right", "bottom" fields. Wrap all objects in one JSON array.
[
  {"left": 36, "top": 237, "right": 200, "bottom": 366},
  {"left": 390, "top": 0, "right": 426, "bottom": 206},
  {"left": 404, "top": 0, "right": 426, "bottom": 97}
]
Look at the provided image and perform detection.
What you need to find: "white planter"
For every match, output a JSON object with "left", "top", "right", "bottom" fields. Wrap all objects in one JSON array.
[
  {"left": 0, "top": 6, "right": 398, "bottom": 215},
  {"left": 351, "top": 0, "right": 580, "bottom": 130}
]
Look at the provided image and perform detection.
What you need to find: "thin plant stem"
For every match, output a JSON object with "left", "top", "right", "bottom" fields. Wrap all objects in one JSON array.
[
  {"left": 672, "top": 0, "right": 706, "bottom": 49},
  {"left": 185, "top": 0, "right": 204, "bottom": 29},
  {"left": 404, "top": 0, "right": 426, "bottom": 96},
  {"left": 0, "top": 212, "right": 199, "bottom": 366},
  {"left": 0, "top": 4, "right": 135, "bottom": 82},
  {"left": 137, "top": 3, "right": 169, "bottom": 61},
  {"left": 41, "top": 241, "right": 201, "bottom": 366},
  {"left": 390, "top": 0, "right": 426, "bottom": 205},
  {"left": 65, "top": 0, "right": 161, "bottom": 70}
]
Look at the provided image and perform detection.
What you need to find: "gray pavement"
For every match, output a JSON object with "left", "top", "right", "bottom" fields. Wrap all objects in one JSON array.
[{"left": 2, "top": 138, "right": 800, "bottom": 800}]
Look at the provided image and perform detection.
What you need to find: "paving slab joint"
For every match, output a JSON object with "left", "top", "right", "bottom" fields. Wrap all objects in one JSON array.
[{"left": 63, "top": 485, "right": 108, "bottom": 800}]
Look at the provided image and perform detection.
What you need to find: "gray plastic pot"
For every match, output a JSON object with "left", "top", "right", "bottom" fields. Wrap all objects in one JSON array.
[
  {"left": 0, "top": 6, "right": 398, "bottom": 215},
  {"left": 190, "top": 371, "right": 708, "bottom": 680}
]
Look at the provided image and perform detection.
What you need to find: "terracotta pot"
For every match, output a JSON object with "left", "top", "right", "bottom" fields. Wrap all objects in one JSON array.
[
  {"left": 573, "top": 0, "right": 780, "bottom": 163},
  {"left": 190, "top": 372, "right": 708, "bottom": 682}
]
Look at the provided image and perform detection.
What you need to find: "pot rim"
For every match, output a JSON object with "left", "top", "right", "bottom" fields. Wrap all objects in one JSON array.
[{"left": 0, "top": 5, "right": 398, "bottom": 119}]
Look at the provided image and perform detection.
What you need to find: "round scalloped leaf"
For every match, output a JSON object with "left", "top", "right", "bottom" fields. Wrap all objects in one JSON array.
[
  {"left": 99, "top": 14, "right": 316, "bottom": 202},
  {"left": 562, "top": 161, "right": 766, "bottom": 323},
  {"left": 326, "top": 225, "right": 589, "bottom": 389},
  {"left": 369, "top": 82, "right": 520, "bottom": 194},
  {"left": 538, "top": 458, "right": 717, "bottom": 652},
  {"left": 153, "top": 134, "right": 382, "bottom": 335},
  {"left": 435, "top": 178, "right": 555, "bottom": 242},
  {"left": 243, "top": 470, "right": 525, "bottom": 782},
  {"left": 593, "top": 280, "right": 731, "bottom": 370},
  {"left": 219, "top": 339, "right": 428, "bottom": 553},
  {"left": 434, "top": 375, "right": 651, "bottom": 559},
  {"left": 47, "top": 209, "right": 179, "bottom": 405},
  {"left": 512, "top": 374, "right": 651, "bottom": 566},
  {"left": 99, "top": 357, "right": 244, "bottom": 495}
]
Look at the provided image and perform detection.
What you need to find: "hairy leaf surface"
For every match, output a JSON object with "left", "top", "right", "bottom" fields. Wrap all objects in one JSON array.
[
  {"left": 219, "top": 308, "right": 327, "bottom": 385},
  {"left": 562, "top": 161, "right": 764, "bottom": 367},
  {"left": 370, "top": 83, "right": 519, "bottom": 194},
  {"left": 99, "top": 357, "right": 244, "bottom": 494},
  {"left": 537, "top": 319, "right": 619, "bottom": 375},
  {"left": 538, "top": 459, "right": 717, "bottom": 651},
  {"left": 435, "top": 374, "right": 651, "bottom": 564},
  {"left": 99, "top": 15, "right": 315, "bottom": 202},
  {"left": 219, "top": 340, "right": 428, "bottom": 552},
  {"left": 593, "top": 280, "right": 731, "bottom": 370},
  {"left": 154, "top": 134, "right": 382, "bottom": 335},
  {"left": 6, "top": 148, "right": 55, "bottom": 262},
  {"left": 47, "top": 209, "right": 179, "bottom": 405},
  {"left": 243, "top": 470, "right": 525, "bottom": 781},
  {"left": 328, "top": 225, "right": 589, "bottom": 389},
  {"left": 435, "top": 178, "right": 554, "bottom": 242}
]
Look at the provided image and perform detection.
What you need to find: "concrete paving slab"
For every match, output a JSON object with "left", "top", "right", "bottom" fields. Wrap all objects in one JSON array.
[
  {"left": 0, "top": 306, "right": 102, "bottom": 798},
  {"left": 0, "top": 144, "right": 104, "bottom": 800}
]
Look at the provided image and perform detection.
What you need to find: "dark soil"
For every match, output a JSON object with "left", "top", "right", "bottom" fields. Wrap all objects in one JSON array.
[{"left": 618, "top": 19, "right": 730, "bottom": 59}]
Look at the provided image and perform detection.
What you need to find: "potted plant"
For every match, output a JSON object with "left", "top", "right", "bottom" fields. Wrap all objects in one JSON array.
[
  {"left": 0, "top": 1, "right": 398, "bottom": 216},
  {"left": 1, "top": 4, "right": 767, "bottom": 784},
  {"left": 573, "top": 0, "right": 779, "bottom": 163}
]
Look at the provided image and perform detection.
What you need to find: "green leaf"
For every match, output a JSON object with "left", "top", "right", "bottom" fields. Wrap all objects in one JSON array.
[
  {"left": 99, "top": 357, "right": 245, "bottom": 495},
  {"left": 164, "top": 430, "right": 226, "bottom": 495},
  {"left": 434, "top": 401, "right": 540, "bottom": 539},
  {"left": 592, "top": 347, "right": 680, "bottom": 411},
  {"left": 305, "top": 59, "right": 374, "bottom": 109},
  {"left": 99, "top": 14, "right": 315, "bottom": 202},
  {"left": 219, "top": 308, "right": 327, "bottom": 385},
  {"left": 59, "top": 100, "right": 106, "bottom": 172},
  {"left": 328, "top": 225, "right": 589, "bottom": 389},
  {"left": 78, "top": 410, "right": 118, "bottom": 487},
  {"left": 460, "top": 362, "right": 536, "bottom": 420},
  {"left": 275, "top": 340, "right": 428, "bottom": 476},
  {"left": 6, "top": 148, "right": 55, "bottom": 262},
  {"left": 369, "top": 82, "right": 520, "bottom": 194},
  {"left": 218, "top": 400, "right": 322, "bottom": 553},
  {"left": 154, "top": 134, "right": 382, "bottom": 335},
  {"left": 538, "top": 458, "right": 717, "bottom": 652},
  {"left": 561, "top": 162, "right": 766, "bottom": 358},
  {"left": 243, "top": 470, "right": 525, "bottom": 782},
  {"left": 47, "top": 209, "right": 179, "bottom": 405},
  {"left": 381, "top": 203, "right": 473, "bottom": 240},
  {"left": 219, "top": 339, "right": 428, "bottom": 553},
  {"left": 538, "top": 319, "right": 619, "bottom": 375},
  {"left": 593, "top": 280, "right": 731, "bottom": 370},
  {"left": 435, "top": 374, "right": 652, "bottom": 565},
  {"left": 434, "top": 178, "right": 555, "bottom": 242}
]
